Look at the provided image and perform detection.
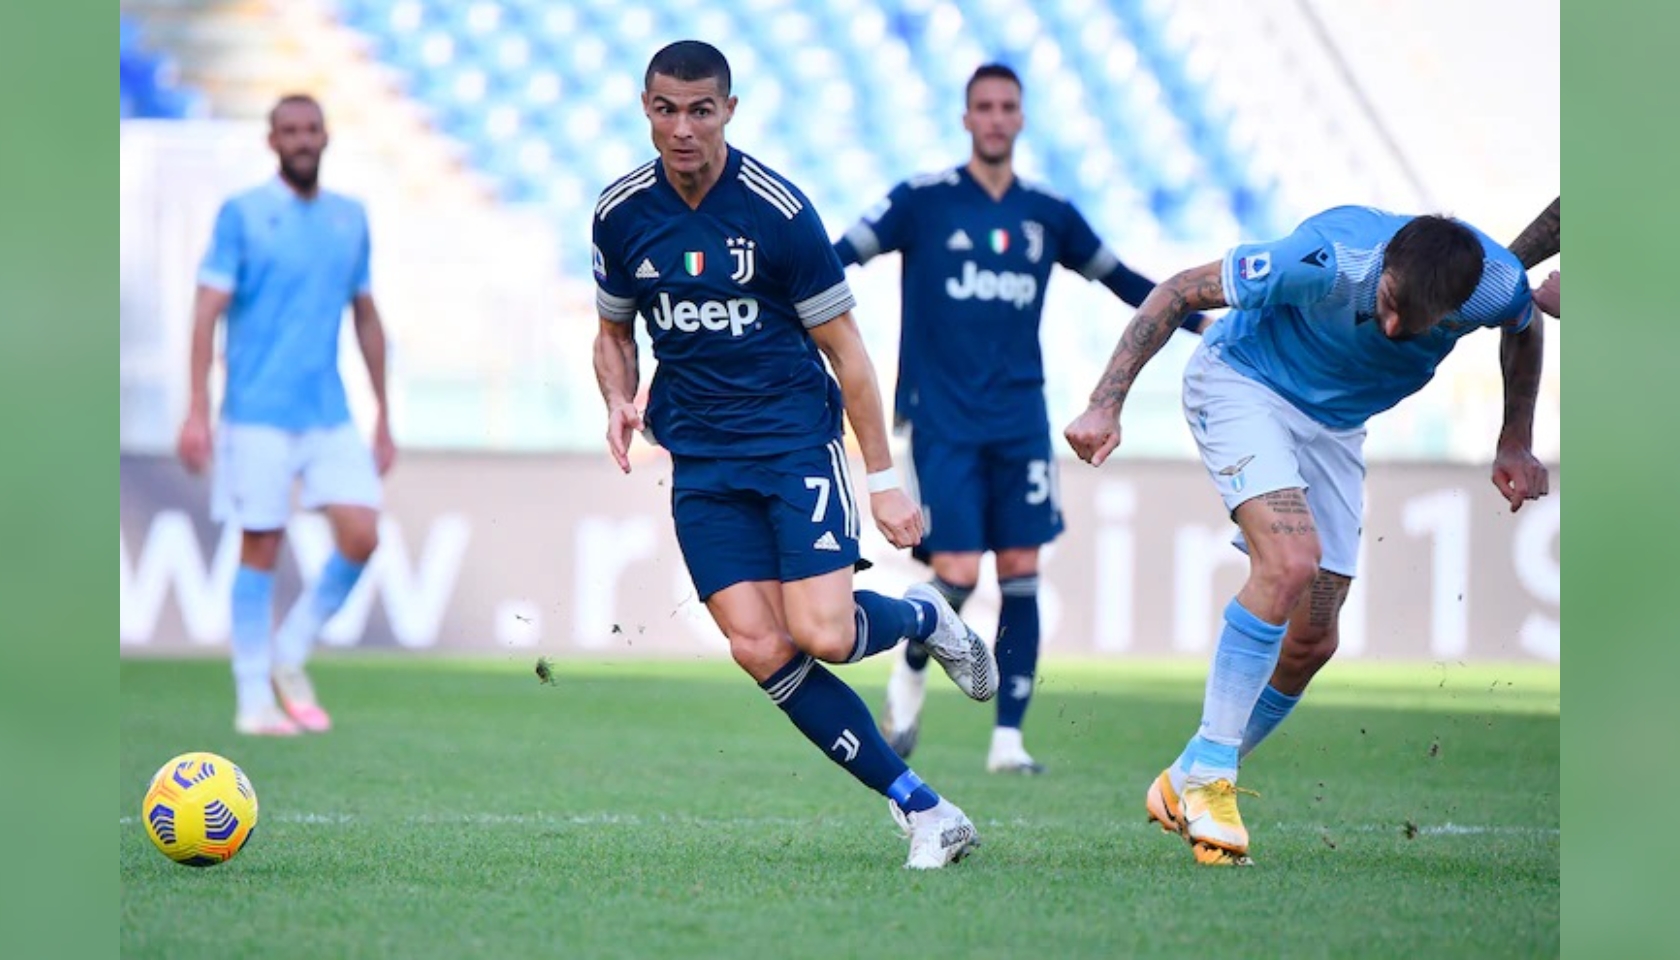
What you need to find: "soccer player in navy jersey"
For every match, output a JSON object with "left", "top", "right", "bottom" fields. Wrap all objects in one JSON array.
[
  {"left": 591, "top": 41, "right": 998, "bottom": 869},
  {"left": 834, "top": 64, "right": 1203, "bottom": 774},
  {"left": 176, "top": 95, "right": 394, "bottom": 737},
  {"left": 1065, "top": 206, "right": 1548, "bottom": 865}
]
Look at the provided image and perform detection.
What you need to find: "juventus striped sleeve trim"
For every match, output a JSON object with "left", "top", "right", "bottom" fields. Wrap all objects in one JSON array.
[
  {"left": 596, "top": 288, "right": 637, "bottom": 323},
  {"left": 842, "top": 222, "right": 883, "bottom": 262},
  {"left": 1078, "top": 247, "right": 1121, "bottom": 280},
  {"left": 794, "top": 281, "right": 856, "bottom": 328}
]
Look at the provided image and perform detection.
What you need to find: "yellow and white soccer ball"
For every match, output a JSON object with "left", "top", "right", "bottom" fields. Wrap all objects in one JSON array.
[{"left": 141, "top": 752, "right": 260, "bottom": 866}]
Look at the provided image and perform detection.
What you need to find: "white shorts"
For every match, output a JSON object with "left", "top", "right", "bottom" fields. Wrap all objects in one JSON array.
[
  {"left": 1182, "top": 344, "right": 1367, "bottom": 577},
  {"left": 211, "top": 422, "right": 382, "bottom": 531}
]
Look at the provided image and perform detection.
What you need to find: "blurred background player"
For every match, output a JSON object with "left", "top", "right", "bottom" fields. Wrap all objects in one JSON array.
[
  {"left": 1065, "top": 206, "right": 1547, "bottom": 865},
  {"left": 175, "top": 94, "right": 396, "bottom": 736},
  {"left": 834, "top": 63, "right": 1204, "bottom": 774},
  {"left": 591, "top": 41, "right": 997, "bottom": 869}
]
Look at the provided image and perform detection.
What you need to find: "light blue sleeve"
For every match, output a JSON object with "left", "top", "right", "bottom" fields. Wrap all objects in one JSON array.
[
  {"left": 1472, "top": 248, "right": 1536, "bottom": 333},
  {"left": 352, "top": 206, "right": 372, "bottom": 297},
  {"left": 197, "top": 199, "right": 242, "bottom": 292},
  {"left": 1218, "top": 222, "right": 1338, "bottom": 311}
]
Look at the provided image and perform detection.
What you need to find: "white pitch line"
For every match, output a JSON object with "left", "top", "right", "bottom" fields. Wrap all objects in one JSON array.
[{"left": 118, "top": 812, "right": 1558, "bottom": 837}]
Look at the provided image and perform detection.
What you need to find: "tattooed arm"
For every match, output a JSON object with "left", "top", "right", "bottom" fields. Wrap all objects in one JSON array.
[
  {"left": 1508, "top": 196, "right": 1560, "bottom": 270},
  {"left": 1063, "top": 261, "right": 1226, "bottom": 466},
  {"left": 1491, "top": 314, "right": 1550, "bottom": 512},
  {"left": 1488, "top": 200, "right": 1557, "bottom": 511}
]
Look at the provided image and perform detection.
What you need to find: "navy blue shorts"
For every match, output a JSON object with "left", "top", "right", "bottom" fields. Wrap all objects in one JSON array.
[
  {"left": 671, "top": 439, "right": 863, "bottom": 600},
  {"left": 908, "top": 428, "right": 1064, "bottom": 556}
]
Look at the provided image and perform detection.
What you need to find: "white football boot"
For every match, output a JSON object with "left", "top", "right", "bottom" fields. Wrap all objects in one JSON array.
[
  {"left": 890, "top": 797, "right": 981, "bottom": 869},
  {"left": 904, "top": 583, "right": 997, "bottom": 702},
  {"left": 985, "top": 726, "right": 1047, "bottom": 774}
]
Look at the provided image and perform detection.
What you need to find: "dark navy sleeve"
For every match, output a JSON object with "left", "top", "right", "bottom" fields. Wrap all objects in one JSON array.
[
  {"left": 783, "top": 199, "right": 857, "bottom": 329},
  {"left": 835, "top": 181, "right": 915, "bottom": 266},
  {"left": 592, "top": 203, "right": 637, "bottom": 324}
]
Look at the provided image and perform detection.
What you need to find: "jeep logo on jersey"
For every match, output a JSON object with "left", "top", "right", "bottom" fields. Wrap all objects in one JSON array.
[
  {"left": 946, "top": 261, "right": 1038, "bottom": 308},
  {"left": 727, "top": 237, "right": 756, "bottom": 284},
  {"left": 649, "top": 292, "right": 761, "bottom": 336}
]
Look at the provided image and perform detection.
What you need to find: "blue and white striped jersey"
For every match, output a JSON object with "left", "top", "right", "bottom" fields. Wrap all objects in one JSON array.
[
  {"left": 1205, "top": 205, "right": 1533, "bottom": 429},
  {"left": 593, "top": 149, "right": 855, "bottom": 458}
]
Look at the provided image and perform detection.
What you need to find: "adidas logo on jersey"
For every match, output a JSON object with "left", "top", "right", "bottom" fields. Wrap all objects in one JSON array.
[
  {"left": 635, "top": 259, "right": 660, "bottom": 279},
  {"left": 946, "top": 229, "right": 974, "bottom": 251},
  {"left": 813, "top": 531, "right": 841, "bottom": 552}
]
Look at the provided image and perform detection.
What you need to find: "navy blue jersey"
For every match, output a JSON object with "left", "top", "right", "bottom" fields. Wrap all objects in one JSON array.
[
  {"left": 836, "top": 167, "right": 1121, "bottom": 443},
  {"left": 1205, "top": 205, "right": 1533, "bottom": 429},
  {"left": 593, "top": 149, "right": 856, "bottom": 458}
]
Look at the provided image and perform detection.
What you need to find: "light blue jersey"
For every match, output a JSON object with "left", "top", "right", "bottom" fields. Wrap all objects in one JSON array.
[
  {"left": 1205, "top": 205, "right": 1532, "bottom": 429},
  {"left": 199, "top": 178, "right": 372, "bottom": 430}
]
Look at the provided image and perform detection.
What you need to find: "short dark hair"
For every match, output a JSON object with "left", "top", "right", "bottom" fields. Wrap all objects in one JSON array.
[
  {"left": 965, "top": 63, "right": 1021, "bottom": 106},
  {"left": 268, "top": 93, "right": 322, "bottom": 129},
  {"left": 1383, "top": 215, "right": 1485, "bottom": 334},
  {"left": 645, "top": 40, "right": 732, "bottom": 96}
]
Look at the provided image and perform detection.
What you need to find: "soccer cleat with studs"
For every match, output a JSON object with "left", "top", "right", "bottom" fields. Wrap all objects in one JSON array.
[
  {"left": 891, "top": 797, "right": 981, "bottom": 869},
  {"left": 904, "top": 583, "right": 996, "bottom": 702},
  {"left": 1178, "top": 778, "right": 1258, "bottom": 867}
]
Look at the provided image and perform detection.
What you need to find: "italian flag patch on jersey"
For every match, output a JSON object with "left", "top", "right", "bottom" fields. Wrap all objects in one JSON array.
[
  {"left": 989, "top": 229, "right": 1009, "bottom": 254},
  {"left": 684, "top": 251, "right": 705, "bottom": 276}
]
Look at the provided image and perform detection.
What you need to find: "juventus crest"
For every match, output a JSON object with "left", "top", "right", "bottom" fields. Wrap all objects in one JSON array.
[
  {"left": 728, "top": 237, "right": 757, "bottom": 284},
  {"left": 1022, "top": 221, "right": 1045, "bottom": 264}
]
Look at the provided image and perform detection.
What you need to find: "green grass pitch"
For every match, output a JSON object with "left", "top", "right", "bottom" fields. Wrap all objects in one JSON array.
[{"left": 120, "top": 656, "right": 1558, "bottom": 959}]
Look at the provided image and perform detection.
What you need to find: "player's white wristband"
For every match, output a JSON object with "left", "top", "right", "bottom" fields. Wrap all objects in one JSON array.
[{"left": 866, "top": 468, "right": 901, "bottom": 494}]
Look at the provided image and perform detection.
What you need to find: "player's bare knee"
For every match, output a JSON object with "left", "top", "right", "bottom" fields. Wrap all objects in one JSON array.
[
  {"left": 728, "top": 630, "right": 792, "bottom": 680},
  {"left": 994, "top": 548, "right": 1040, "bottom": 580},
  {"left": 330, "top": 507, "right": 381, "bottom": 562},
  {"left": 239, "top": 530, "right": 284, "bottom": 570},
  {"left": 931, "top": 553, "right": 982, "bottom": 589},
  {"left": 338, "top": 524, "right": 379, "bottom": 563},
  {"left": 1286, "top": 621, "right": 1338, "bottom": 664},
  {"left": 788, "top": 618, "right": 854, "bottom": 664},
  {"left": 1276, "top": 548, "right": 1323, "bottom": 595}
]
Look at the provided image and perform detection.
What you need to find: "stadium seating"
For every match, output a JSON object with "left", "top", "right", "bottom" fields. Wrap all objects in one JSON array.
[
  {"left": 323, "top": 0, "right": 1282, "bottom": 246},
  {"left": 121, "top": 14, "right": 208, "bottom": 120}
]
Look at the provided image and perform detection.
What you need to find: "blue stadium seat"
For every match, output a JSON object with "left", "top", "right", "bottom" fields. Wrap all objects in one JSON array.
[
  {"left": 120, "top": 15, "right": 207, "bottom": 120},
  {"left": 325, "top": 0, "right": 1280, "bottom": 250}
]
